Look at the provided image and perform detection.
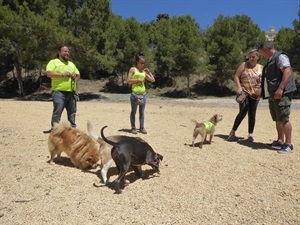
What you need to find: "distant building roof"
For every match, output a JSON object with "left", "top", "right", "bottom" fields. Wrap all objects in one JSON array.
[{"left": 265, "top": 26, "right": 277, "bottom": 41}]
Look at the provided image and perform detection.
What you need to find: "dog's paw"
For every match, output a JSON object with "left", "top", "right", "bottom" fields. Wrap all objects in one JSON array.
[
  {"left": 56, "top": 157, "right": 63, "bottom": 162},
  {"left": 115, "top": 190, "right": 122, "bottom": 194},
  {"left": 48, "top": 160, "right": 55, "bottom": 165},
  {"left": 91, "top": 163, "right": 100, "bottom": 169},
  {"left": 124, "top": 179, "right": 130, "bottom": 185},
  {"left": 136, "top": 172, "right": 146, "bottom": 179}
]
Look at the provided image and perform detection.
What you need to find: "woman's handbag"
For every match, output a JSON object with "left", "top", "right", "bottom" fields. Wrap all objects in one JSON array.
[
  {"left": 235, "top": 92, "right": 247, "bottom": 104},
  {"left": 133, "top": 93, "right": 145, "bottom": 106}
]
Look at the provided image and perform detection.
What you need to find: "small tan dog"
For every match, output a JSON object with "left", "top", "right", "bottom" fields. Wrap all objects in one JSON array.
[
  {"left": 192, "top": 114, "right": 223, "bottom": 148},
  {"left": 48, "top": 121, "right": 100, "bottom": 169},
  {"left": 87, "top": 121, "right": 145, "bottom": 185}
]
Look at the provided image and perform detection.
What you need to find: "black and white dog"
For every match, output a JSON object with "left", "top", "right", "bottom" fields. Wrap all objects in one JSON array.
[{"left": 101, "top": 126, "right": 163, "bottom": 194}]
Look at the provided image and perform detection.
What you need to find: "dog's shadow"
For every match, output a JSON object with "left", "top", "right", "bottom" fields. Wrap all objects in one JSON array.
[
  {"left": 184, "top": 132, "right": 232, "bottom": 148},
  {"left": 49, "top": 156, "right": 75, "bottom": 168},
  {"left": 110, "top": 169, "right": 159, "bottom": 194},
  {"left": 83, "top": 166, "right": 119, "bottom": 183},
  {"left": 87, "top": 166, "right": 158, "bottom": 193},
  {"left": 184, "top": 141, "right": 211, "bottom": 148},
  {"left": 215, "top": 134, "right": 276, "bottom": 151}
]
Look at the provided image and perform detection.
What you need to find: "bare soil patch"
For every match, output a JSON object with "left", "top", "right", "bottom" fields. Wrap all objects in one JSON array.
[{"left": 0, "top": 97, "right": 299, "bottom": 224}]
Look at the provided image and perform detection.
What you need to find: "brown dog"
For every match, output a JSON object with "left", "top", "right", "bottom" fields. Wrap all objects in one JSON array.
[
  {"left": 87, "top": 121, "right": 145, "bottom": 185},
  {"left": 48, "top": 121, "right": 100, "bottom": 169},
  {"left": 192, "top": 114, "right": 223, "bottom": 148}
]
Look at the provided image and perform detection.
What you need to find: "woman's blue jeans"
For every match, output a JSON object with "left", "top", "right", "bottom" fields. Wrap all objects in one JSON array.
[
  {"left": 51, "top": 91, "right": 77, "bottom": 128},
  {"left": 130, "top": 93, "right": 146, "bottom": 129}
]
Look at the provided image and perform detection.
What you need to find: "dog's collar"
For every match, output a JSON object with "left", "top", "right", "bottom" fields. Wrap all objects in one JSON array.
[{"left": 209, "top": 121, "right": 216, "bottom": 126}]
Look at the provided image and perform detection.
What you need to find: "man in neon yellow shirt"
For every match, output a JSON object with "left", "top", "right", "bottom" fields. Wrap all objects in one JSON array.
[{"left": 43, "top": 45, "right": 80, "bottom": 133}]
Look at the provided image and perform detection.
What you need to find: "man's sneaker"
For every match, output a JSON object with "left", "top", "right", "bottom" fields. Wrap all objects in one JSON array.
[
  {"left": 140, "top": 128, "right": 147, "bottom": 134},
  {"left": 271, "top": 140, "right": 284, "bottom": 148},
  {"left": 131, "top": 128, "right": 137, "bottom": 134},
  {"left": 277, "top": 144, "right": 294, "bottom": 154}
]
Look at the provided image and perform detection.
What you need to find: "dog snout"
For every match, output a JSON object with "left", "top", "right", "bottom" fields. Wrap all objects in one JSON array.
[{"left": 91, "top": 163, "right": 100, "bottom": 169}]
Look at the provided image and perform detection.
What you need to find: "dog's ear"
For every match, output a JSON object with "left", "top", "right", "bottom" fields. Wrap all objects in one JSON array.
[
  {"left": 211, "top": 114, "right": 217, "bottom": 122},
  {"left": 85, "top": 156, "right": 98, "bottom": 164},
  {"left": 159, "top": 155, "right": 164, "bottom": 161},
  {"left": 87, "top": 156, "right": 93, "bottom": 162}
]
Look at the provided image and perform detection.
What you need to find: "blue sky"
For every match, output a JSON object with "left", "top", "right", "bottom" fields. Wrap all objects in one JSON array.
[{"left": 110, "top": 0, "right": 299, "bottom": 32}]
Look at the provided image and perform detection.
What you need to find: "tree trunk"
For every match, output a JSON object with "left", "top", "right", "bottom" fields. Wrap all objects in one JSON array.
[
  {"left": 187, "top": 74, "right": 191, "bottom": 97},
  {"left": 15, "top": 62, "right": 24, "bottom": 96},
  {"left": 121, "top": 72, "right": 125, "bottom": 86},
  {"left": 38, "top": 64, "right": 43, "bottom": 88}
]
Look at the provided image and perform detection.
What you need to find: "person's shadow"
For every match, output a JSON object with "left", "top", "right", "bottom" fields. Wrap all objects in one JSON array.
[
  {"left": 236, "top": 139, "right": 276, "bottom": 151},
  {"left": 215, "top": 134, "right": 276, "bottom": 151},
  {"left": 118, "top": 128, "right": 132, "bottom": 133}
]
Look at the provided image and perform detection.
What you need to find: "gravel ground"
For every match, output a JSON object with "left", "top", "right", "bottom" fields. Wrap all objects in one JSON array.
[{"left": 0, "top": 97, "right": 299, "bottom": 225}]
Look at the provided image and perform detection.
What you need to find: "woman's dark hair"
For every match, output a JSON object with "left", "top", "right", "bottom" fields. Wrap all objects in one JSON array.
[{"left": 135, "top": 51, "right": 145, "bottom": 62}]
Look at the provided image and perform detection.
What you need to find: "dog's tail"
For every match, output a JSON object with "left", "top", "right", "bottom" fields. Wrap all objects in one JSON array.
[
  {"left": 100, "top": 126, "right": 118, "bottom": 146},
  {"left": 87, "top": 121, "right": 104, "bottom": 144},
  {"left": 51, "top": 121, "right": 72, "bottom": 136}
]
